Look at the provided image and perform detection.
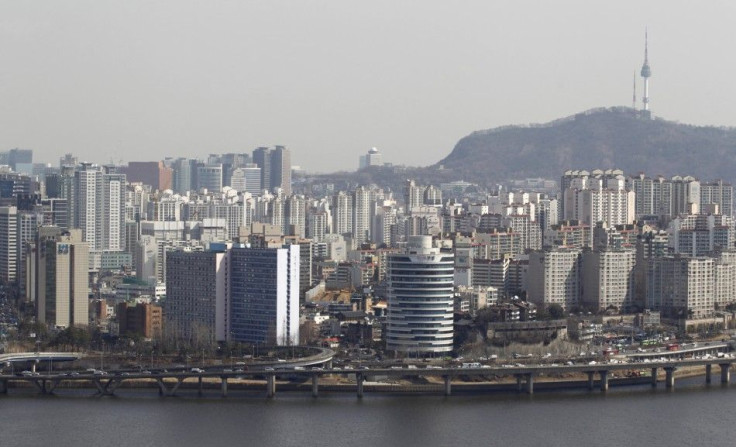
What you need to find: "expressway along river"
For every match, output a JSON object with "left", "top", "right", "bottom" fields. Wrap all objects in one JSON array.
[{"left": 1, "top": 376, "right": 734, "bottom": 447}]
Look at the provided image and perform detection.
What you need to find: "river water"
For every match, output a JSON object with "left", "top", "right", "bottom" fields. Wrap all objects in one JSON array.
[{"left": 1, "top": 377, "right": 733, "bottom": 447}]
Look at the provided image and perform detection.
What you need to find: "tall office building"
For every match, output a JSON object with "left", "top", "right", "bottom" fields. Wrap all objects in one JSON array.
[
  {"left": 386, "top": 236, "right": 454, "bottom": 354},
  {"left": 171, "top": 158, "right": 196, "bottom": 194},
  {"left": 229, "top": 245, "right": 300, "bottom": 346},
  {"left": 270, "top": 146, "right": 291, "bottom": 195},
  {"left": 252, "top": 146, "right": 292, "bottom": 194},
  {"left": 252, "top": 147, "right": 271, "bottom": 193},
  {"left": 165, "top": 250, "right": 228, "bottom": 343},
  {"left": 30, "top": 228, "right": 89, "bottom": 328},
  {"left": 120, "top": 161, "right": 172, "bottom": 191},
  {"left": 359, "top": 147, "right": 382, "bottom": 169},
  {"left": 196, "top": 164, "right": 223, "bottom": 192}
]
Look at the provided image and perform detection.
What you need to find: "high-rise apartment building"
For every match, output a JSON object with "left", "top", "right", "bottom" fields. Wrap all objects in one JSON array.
[
  {"left": 648, "top": 255, "right": 714, "bottom": 319},
  {"left": 528, "top": 248, "right": 582, "bottom": 310},
  {"left": 333, "top": 191, "right": 353, "bottom": 235},
  {"left": 386, "top": 236, "right": 454, "bottom": 354},
  {"left": 0, "top": 206, "right": 17, "bottom": 284},
  {"left": 700, "top": 180, "right": 733, "bottom": 216},
  {"left": 404, "top": 180, "right": 424, "bottom": 213},
  {"left": 581, "top": 249, "right": 636, "bottom": 312},
  {"left": 353, "top": 186, "right": 372, "bottom": 243},
  {"left": 73, "top": 163, "right": 127, "bottom": 253}
]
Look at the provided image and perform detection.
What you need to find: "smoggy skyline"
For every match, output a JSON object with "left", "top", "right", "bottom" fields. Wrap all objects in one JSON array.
[{"left": 1, "top": 1, "right": 734, "bottom": 172}]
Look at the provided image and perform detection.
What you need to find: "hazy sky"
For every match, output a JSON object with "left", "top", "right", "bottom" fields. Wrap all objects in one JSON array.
[{"left": 1, "top": 1, "right": 734, "bottom": 172}]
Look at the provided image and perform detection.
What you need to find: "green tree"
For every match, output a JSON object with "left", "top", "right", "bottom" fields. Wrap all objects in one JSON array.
[{"left": 547, "top": 304, "right": 565, "bottom": 320}]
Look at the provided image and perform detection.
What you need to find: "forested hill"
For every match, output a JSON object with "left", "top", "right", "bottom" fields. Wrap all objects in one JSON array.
[{"left": 436, "top": 107, "right": 736, "bottom": 184}]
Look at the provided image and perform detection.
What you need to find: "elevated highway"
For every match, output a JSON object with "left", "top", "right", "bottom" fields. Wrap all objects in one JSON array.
[
  {"left": 0, "top": 356, "right": 733, "bottom": 398},
  {"left": 0, "top": 352, "right": 83, "bottom": 364}
]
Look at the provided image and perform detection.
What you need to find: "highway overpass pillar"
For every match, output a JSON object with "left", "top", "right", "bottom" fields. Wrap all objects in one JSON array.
[
  {"left": 587, "top": 371, "right": 595, "bottom": 390},
  {"left": 651, "top": 368, "right": 658, "bottom": 387},
  {"left": 444, "top": 375, "right": 451, "bottom": 396},
  {"left": 198, "top": 376, "right": 203, "bottom": 396},
  {"left": 720, "top": 364, "right": 731, "bottom": 384},
  {"left": 525, "top": 374, "right": 534, "bottom": 395},
  {"left": 266, "top": 374, "right": 276, "bottom": 398},
  {"left": 599, "top": 370, "right": 609, "bottom": 392},
  {"left": 515, "top": 375, "right": 523, "bottom": 392},
  {"left": 356, "top": 373, "right": 364, "bottom": 398},
  {"left": 705, "top": 364, "right": 712, "bottom": 384},
  {"left": 664, "top": 367, "right": 675, "bottom": 389},
  {"left": 312, "top": 375, "right": 319, "bottom": 398},
  {"left": 221, "top": 377, "right": 228, "bottom": 397}
]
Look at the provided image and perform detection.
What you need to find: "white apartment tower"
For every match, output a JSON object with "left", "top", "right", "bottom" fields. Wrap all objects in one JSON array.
[
  {"left": 333, "top": 191, "right": 353, "bottom": 235},
  {"left": 0, "top": 206, "right": 18, "bottom": 284},
  {"left": 387, "top": 236, "right": 455, "bottom": 354},
  {"left": 581, "top": 249, "right": 636, "bottom": 312},
  {"left": 528, "top": 248, "right": 582, "bottom": 310},
  {"left": 73, "top": 163, "right": 126, "bottom": 253},
  {"left": 353, "top": 186, "right": 372, "bottom": 243}
]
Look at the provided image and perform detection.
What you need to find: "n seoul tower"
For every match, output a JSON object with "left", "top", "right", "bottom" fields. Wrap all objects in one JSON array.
[{"left": 640, "top": 30, "right": 652, "bottom": 115}]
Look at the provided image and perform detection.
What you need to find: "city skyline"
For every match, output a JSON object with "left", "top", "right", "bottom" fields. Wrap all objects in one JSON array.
[{"left": 1, "top": 1, "right": 735, "bottom": 172}]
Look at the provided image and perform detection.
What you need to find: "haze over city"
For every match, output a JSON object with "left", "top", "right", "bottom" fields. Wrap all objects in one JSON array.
[{"left": 1, "top": 1, "right": 735, "bottom": 172}]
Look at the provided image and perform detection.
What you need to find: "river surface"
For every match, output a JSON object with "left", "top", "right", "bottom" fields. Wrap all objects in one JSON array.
[{"left": 1, "top": 377, "right": 734, "bottom": 447}]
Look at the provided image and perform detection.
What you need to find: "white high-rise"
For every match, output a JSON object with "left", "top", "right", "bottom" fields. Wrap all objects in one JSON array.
[
  {"left": 333, "top": 191, "right": 353, "bottom": 235},
  {"left": 73, "top": 163, "right": 126, "bottom": 253},
  {"left": 353, "top": 186, "right": 371, "bottom": 243},
  {"left": 387, "top": 236, "right": 454, "bottom": 354}
]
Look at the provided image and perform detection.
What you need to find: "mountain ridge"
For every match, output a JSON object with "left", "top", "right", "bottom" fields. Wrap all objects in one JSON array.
[{"left": 435, "top": 107, "right": 736, "bottom": 185}]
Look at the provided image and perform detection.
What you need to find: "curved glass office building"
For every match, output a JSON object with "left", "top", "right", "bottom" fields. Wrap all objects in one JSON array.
[{"left": 387, "top": 236, "right": 454, "bottom": 354}]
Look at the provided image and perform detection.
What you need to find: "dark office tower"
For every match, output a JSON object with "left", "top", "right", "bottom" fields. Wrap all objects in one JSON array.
[
  {"left": 270, "top": 146, "right": 291, "bottom": 195},
  {"left": 121, "top": 161, "right": 173, "bottom": 191},
  {"left": 0, "top": 173, "right": 34, "bottom": 199},
  {"left": 252, "top": 147, "right": 271, "bottom": 193},
  {"left": 41, "top": 198, "right": 68, "bottom": 230},
  {"left": 45, "top": 174, "right": 62, "bottom": 199},
  {"left": 7, "top": 148, "right": 33, "bottom": 173}
]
